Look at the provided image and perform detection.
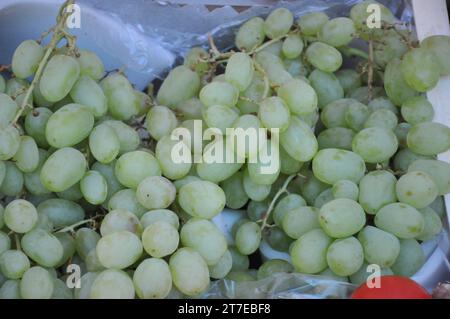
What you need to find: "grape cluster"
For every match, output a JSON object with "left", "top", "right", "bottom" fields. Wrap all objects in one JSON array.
[{"left": 0, "top": 0, "right": 450, "bottom": 299}]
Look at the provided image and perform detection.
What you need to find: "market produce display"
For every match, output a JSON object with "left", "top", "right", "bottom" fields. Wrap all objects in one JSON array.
[{"left": 0, "top": 0, "right": 449, "bottom": 299}]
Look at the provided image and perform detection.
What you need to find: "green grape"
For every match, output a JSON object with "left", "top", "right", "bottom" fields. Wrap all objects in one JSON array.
[
  {"left": 358, "top": 226, "right": 400, "bottom": 267},
  {"left": 368, "top": 97, "right": 399, "bottom": 115},
  {"left": 142, "top": 221, "right": 179, "bottom": 258},
  {"left": 230, "top": 114, "right": 267, "bottom": 160},
  {"left": 257, "top": 259, "right": 293, "bottom": 280},
  {"left": 319, "top": 17, "right": 355, "bottom": 47},
  {"left": 417, "top": 207, "right": 442, "bottom": 241},
  {"left": 319, "top": 199, "right": 366, "bottom": 238},
  {"left": 391, "top": 239, "right": 425, "bottom": 277},
  {"left": 235, "top": 221, "right": 261, "bottom": 255},
  {"left": 176, "top": 97, "right": 203, "bottom": 120},
  {"left": 199, "top": 81, "right": 239, "bottom": 108},
  {"left": 336, "top": 69, "right": 362, "bottom": 94},
  {"left": 242, "top": 169, "right": 271, "bottom": 201},
  {"left": 100, "top": 73, "right": 140, "bottom": 120},
  {"left": 80, "top": 170, "right": 108, "bottom": 205},
  {"left": 305, "top": 42, "right": 343, "bottom": 73},
  {"left": 133, "top": 258, "right": 172, "bottom": 299},
  {"left": 312, "top": 149, "right": 366, "bottom": 185},
  {"left": 226, "top": 271, "right": 255, "bottom": 282},
  {"left": 45, "top": 103, "right": 94, "bottom": 148},
  {"left": 90, "top": 269, "right": 135, "bottom": 299},
  {"left": 70, "top": 75, "right": 107, "bottom": 118},
  {"left": 375, "top": 203, "right": 424, "bottom": 239},
  {"left": 284, "top": 59, "right": 308, "bottom": 78},
  {"left": 20, "top": 266, "right": 54, "bottom": 299},
  {"left": 75, "top": 228, "right": 101, "bottom": 260},
  {"left": 40, "top": 147, "right": 86, "bottom": 192},
  {"left": 282, "top": 206, "right": 320, "bottom": 239},
  {"left": 318, "top": 268, "right": 349, "bottom": 282},
  {"left": 235, "top": 17, "right": 265, "bottom": 51},
  {"left": 220, "top": 172, "right": 248, "bottom": 209},
  {"left": 107, "top": 189, "right": 145, "bottom": 219},
  {"left": 264, "top": 8, "right": 293, "bottom": 39},
  {"left": 103, "top": 120, "right": 140, "bottom": 154},
  {"left": 349, "top": 86, "right": 383, "bottom": 105},
  {"left": 32, "top": 211, "right": 54, "bottom": 232},
  {"left": 297, "top": 11, "right": 329, "bottom": 36},
  {"left": 178, "top": 180, "right": 225, "bottom": 219},
  {"left": 246, "top": 200, "right": 269, "bottom": 222},
  {"left": 395, "top": 149, "right": 432, "bottom": 175},
  {"left": 173, "top": 175, "right": 201, "bottom": 191},
  {"left": 396, "top": 171, "right": 438, "bottom": 209},
  {"left": 0, "top": 74, "right": 5, "bottom": 93},
  {"left": 358, "top": 170, "right": 398, "bottom": 215},
  {"left": 280, "top": 117, "right": 317, "bottom": 162},
  {"left": 421, "top": 35, "right": 450, "bottom": 76},
  {"left": 208, "top": 250, "right": 232, "bottom": 280},
  {"left": 202, "top": 104, "right": 239, "bottom": 134},
  {"left": 24, "top": 107, "right": 52, "bottom": 148},
  {"left": 407, "top": 122, "right": 450, "bottom": 156},
  {"left": 384, "top": 58, "right": 418, "bottom": 106},
  {"left": 92, "top": 161, "right": 124, "bottom": 203},
  {"left": 277, "top": 78, "right": 318, "bottom": 116},
  {"left": 264, "top": 226, "right": 292, "bottom": 252},
  {"left": 282, "top": 34, "right": 304, "bottom": 59},
  {"left": 394, "top": 123, "right": 411, "bottom": 148},
  {"left": 115, "top": 150, "right": 161, "bottom": 189},
  {"left": 140, "top": 210, "right": 179, "bottom": 230},
  {"left": 0, "top": 204, "right": 4, "bottom": 229},
  {"left": 254, "top": 52, "right": 292, "bottom": 87},
  {"left": 88, "top": 123, "right": 120, "bottom": 164},
  {"left": 85, "top": 249, "right": 105, "bottom": 272},
  {"left": 401, "top": 96, "right": 434, "bottom": 125},
  {"left": 4, "top": 199, "right": 38, "bottom": 233},
  {"left": 279, "top": 144, "right": 303, "bottom": 175},
  {"left": 350, "top": 0, "right": 395, "bottom": 37},
  {"left": 373, "top": 30, "right": 408, "bottom": 68},
  {"left": 273, "top": 193, "right": 306, "bottom": 227},
  {"left": 0, "top": 126, "right": 20, "bottom": 160},
  {"left": 145, "top": 105, "right": 178, "bottom": 141},
  {"left": 247, "top": 143, "right": 280, "bottom": 186},
  {"left": 225, "top": 52, "right": 254, "bottom": 91},
  {"left": 229, "top": 246, "right": 250, "bottom": 271},
  {"left": 349, "top": 262, "right": 393, "bottom": 285},
  {"left": 73, "top": 272, "right": 98, "bottom": 299},
  {"left": 345, "top": 101, "right": 370, "bottom": 132},
  {"left": 33, "top": 80, "right": 54, "bottom": 107},
  {"left": 6, "top": 78, "right": 33, "bottom": 110},
  {"left": 314, "top": 188, "right": 334, "bottom": 208},
  {"left": 364, "top": 109, "right": 398, "bottom": 130},
  {"left": 317, "top": 127, "right": 355, "bottom": 151},
  {"left": 40, "top": 54, "right": 80, "bottom": 102},
  {"left": 295, "top": 169, "right": 328, "bottom": 206},
  {"left": 0, "top": 232, "right": 11, "bottom": 255},
  {"left": 401, "top": 48, "right": 440, "bottom": 93},
  {"left": 290, "top": 229, "right": 332, "bottom": 274},
  {"left": 258, "top": 97, "right": 291, "bottom": 132},
  {"left": 408, "top": 159, "right": 450, "bottom": 196},
  {"left": 326, "top": 237, "right": 364, "bottom": 276},
  {"left": 0, "top": 250, "right": 30, "bottom": 280},
  {"left": 183, "top": 47, "right": 209, "bottom": 75},
  {"left": 54, "top": 232, "right": 76, "bottom": 267},
  {"left": 13, "top": 136, "right": 39, "bottom": 173},
  {"left": 169, "top": 248, "right": 210, "bottom": 297},
  {"left": 77, "top": 50, "right": 105, "bottom": 80},
  {"left": 136, "top": 176, "right": 176, "bottom": 210},
  {"left": 332, "top": 180, "right": 359, "bottom": 201},
  {"left": 157, "top": 65, "right": 200, "bottom": 108},
  {"left": 12, "top": 40, "right": 44, "bottom": 79},
  {"left": 0, "top": 93, "right": 18, "bottom": 127},
  {"left": 100, "top": 209, "right": 142, "bottom": 236},
  {"left": 236, "top": 72, "right": 268, "bottom": 114},
  {"left": 0, "top": 162, "right": 24, "bottom": 196},
  {"left": 0, "top": 280, "right": 21, "bottom": 299},
  {"left": 52, "top": 278, "right": 74, "bottom": 299},
  {"left": 96, "top": 230, "right": 143, "bottom": 269},
  {"left": 21, "top": 229, "right": 63, "bottom": 267},
  {"left": 180, "top": 218, "right": 227, "bottom": 265},
  {"left": 352, "top": 127, "right": 398, "bottom": 163},
  {"left": 321, "top": 99, "right": 352, "bottom": 128}
]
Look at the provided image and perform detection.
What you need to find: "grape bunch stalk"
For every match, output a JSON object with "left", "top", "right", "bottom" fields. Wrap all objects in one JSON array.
[{"left": 0, "top": 0, "right": 450, "bottom": 299}]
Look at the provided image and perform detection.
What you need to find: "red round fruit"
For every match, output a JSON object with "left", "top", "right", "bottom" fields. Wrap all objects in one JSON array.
[{"left": 351, "top": 276, "right": 432, "bottom": 299}]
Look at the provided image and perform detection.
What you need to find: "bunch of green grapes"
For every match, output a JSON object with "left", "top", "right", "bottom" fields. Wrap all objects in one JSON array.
[{"left": 0, "top": 0, "right": 450, "bottom": 299}]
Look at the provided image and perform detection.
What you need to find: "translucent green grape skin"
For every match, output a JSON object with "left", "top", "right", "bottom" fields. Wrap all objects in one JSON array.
[
  {"left": 24, "top": 107, "right": 53, "bottom": 148},
  {"left": 375, "top": 203, "right": 425, "bottom": 239},
  {"left": 45, "top": 103, "right": 94, "bottom": 148},
  {"left": 352, "top": 127, "right": 399, "bottom": 164},
  {"left": 407, "top": 122, "right": 450, "bottom": 156},
  {"left": 280, "top": 117, "right": 318, "bottom": 162},
  {"left": 277, "top": 78, "right": 318, "bottom": 115},
  {"left": 20, "top": 266, "right": 54, "bottom": 299},
  {"left": 0, "top": 161, "right": 24, "bottom": 196},
  {"left": 40, "top": 147, "right": 86, "bottom": 192},
  {"left": 384, "top": 58, "right": 418, "bottom": 106},
  {"left": 396, "top": 171, "right": 438, "bottom": 209},
  {"left": 4, "top": 199, "right": 38, "bottom": 233},
  {"left": 21, "top": 229, "right": 64, "bottom": 267},
  {"left": 417, "top": 207, "right": 442, "bottom": 241},
  {"left": 358, "top": 170, "right": 397, "bottom": 215},
  {"left": 89, "top": 123, "right": 120, "bottom": 164},
  {"left": 225, "top": 52, "right": 254, "bottom": 92},
  {"left": 235, "top": 221, "right": 261, "bottom": 256},
  {"left": 235, "top": 17, "right": 265, "bottom": 52},
  {"left": 13, "top": 136, "right": 39, "bottom": 173},
  {"left": 332, "top": 180, "right": 359, "bottom": 201},
  {"left": 0, "top": 126, "right": 20, "bottom": 161},
  {"left": 263, "top": 8, "right": 293, "bottom": 39},
  {"left": 408, "top": 159, "right": 450, "bottom": 195},
  {"left": 290, "top": 229, "right": 332, "bottom": 274},
  {"left": 401, "top": 96, "right": 434, "bottom": 125},
  {"left": 115, "top": 150, "right": 161, "bottom": 189},
  {"left": 220, "top": 171, "right": 249, "bottom": 209},
  {"left": 336, "top": 69, "right": 362, "bottom": 94},
  {"left": 358, "top": 226, "right": 400, "bottom": 268},
  {"left": 70, "top": 75, "right": 107, "bottom": 118},
  {"left": 421, "top": 35, "right": 450, "bottom": 76},
  {"left": 157, "top": 66, "right": 200, "bottom": 108},
  {"left": 90, "top": 269, "right": 135, "bottom": 299},
  {"left": 0, "top": 93, "right": 18, "bottom": 128},
  {"left": 317, "top": 127, "right": 355, "bottom": 151},
  {"left": 80, "top": 170, "right": 108, "bottom": 205},
  {"left": 178, "top": 181, "right": 226, "bottom": 219},
  {"left": 282, "top": 206, "right": 320, "bottom": 239},
  {"left": 319, "top": 17, "right": 356, "bottom": 48},
  {"left": 401, "top": 48, "right": 440, "bottom": 93},
  {"left": 309, "top": 70, "right": 344, "bottom": 109},
  {"left": 40, "top": 54, "right": 80, "bottom": 102},
  {"left": 312, "top": 149, "right": 365, "bottom": 185},
  {"left": 133, "top": 258, "right": 172, "bottom": 299},
  {"left": 364, "top": 109, "right": 398, "bottom": 130},
  {"left": 297, "top": 12, "right": 329, "bottom": 36},
  {"left": 96, "top": 230, "right": 143, "bottom": 269},
  {"left": 199, "top": 81, "right": 239, "bottom": 108},
  {"left": 282, "top": 34, "right": 304, "bottom": 59},
  {"left": 326, "top": 237, "right": 364, "bottom": 276},
  {"left": 77, "top": 50, "right": 105, "bottom": 80},
  {"left": 319, "top": 199, "right": 366, "bottom": 238},
  {"left": 305, "top": 42, "right": 343, "bottom": 73},
  {"left": 391, "top": 239, "right": 425, "bottom": 277},
  {"left": 12, "top": 40, "right": 45, "bottom": 79}
]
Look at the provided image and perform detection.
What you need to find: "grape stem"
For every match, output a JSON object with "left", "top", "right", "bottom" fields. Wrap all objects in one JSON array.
[
  {"left": 14, "top": 234, "right": 21, "bottom": 251},
  {"left": 0, "top": 64, "right": 10, "bottom": 72},
  {"left": 260, "top": 174, "right": 297, "bottom": 231},
  {"left": 253, "top": 60, "right": 270, "bottom": 99},
  {"left": 55, "top": 215, "right": 101, "bottom": 233},
  {"left": 11, "top": 0, "right": 75, "bottom": 126},
  {"left": 367, "top": 38, "right": 374, "bottom": 101},
  {"left": 339, "top": 47, "right": 369, "bottom": 60}
]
